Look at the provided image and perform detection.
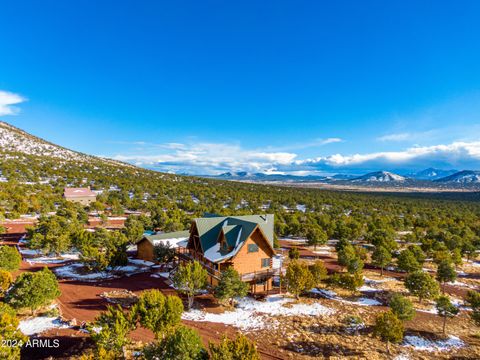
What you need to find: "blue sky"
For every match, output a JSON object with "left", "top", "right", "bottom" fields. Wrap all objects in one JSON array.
[{"left": 1, "top": 1, "right": 480, "bottom": 175}]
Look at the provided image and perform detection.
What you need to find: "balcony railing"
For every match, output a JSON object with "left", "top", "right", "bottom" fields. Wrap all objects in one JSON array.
[{"left": 176, "top": 247, "right": 279, "bottom": 282}]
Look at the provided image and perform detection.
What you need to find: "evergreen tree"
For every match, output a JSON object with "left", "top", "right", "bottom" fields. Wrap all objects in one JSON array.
[
  {"left": 397, "top": 249, "right": 421, "bottom": 273},
  {"left": 0, "top": 269, "right": 13, "bottom": 295},
  {"left": 436, "top": 295, "right": 459, "bottom": 335},
  {"left": 0, "top": 303, "right": 27, "bottom": 360},
  {"left": 209, "top": 334, "right": 260, "bottom": 360},
  {"left": 90, "top": 305, "right": 134, "bottom": 355},
  {"left": 0, "top": 246, "right": 21, "bottom": 272},
  {"left": 288, "top": 246, "right": 299, "bottom": 260},
  {"left": 305, "top": 225, "right": 327, "bottom": 251},
  {"left": 6, "top": 267, "right": 61, "bottom": 313},
  {"left": 371, "top": 246, "right": 391, "bottom": 276},
  {"left": 405, "top": 271, "right": 439, "bottom": 303},
  {"left": 308, "top": 260, "right": 328, "bottom": 287},
  {"left": 436, "top": 260, "right": 456, "bottom": 293},
  {"left": 338, "top": 244, "right": 363, "bottom": 274},
  {"left": 285, "top": 261, "right": 314, "bottom": 298},
  {"left": 124, "top": 216, "right": 144, "bottom": 244},
  {"left": 133, "top": 289, "right": 183, "bottom": 338},
  {"left": 173, "top": 261, "right": 208, "bottom": 309},
  {"left": 143, "top": 326, "right": 208, "bottom": 360},
  {"left": 214, "top": 267, "right": 248, "bottom": 306},
  {"left": 373, "top": 311, "right": 404, "bottom": 354},
  {"left": 465, "top": 291, "right": 480, "bottom": 328},
  {"left": 154, "top": 242, "right": 177, "bottom": 264},
  {"left": 389, "top": 293, "right": 415, "bottom": 321}
]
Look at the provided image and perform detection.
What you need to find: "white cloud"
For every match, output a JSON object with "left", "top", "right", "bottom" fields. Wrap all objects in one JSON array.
[
  {"left": 377, "top": 133, "right": 411, "bottom": 142},
  {"left": 112, "top": 139, "right": 480, "bottom": 175},
  {"left": 0, "top": 90, "right": 26, "bottom": 116},
  {"left": 320, "top": 137, "right": 343, "bottom": 145}
]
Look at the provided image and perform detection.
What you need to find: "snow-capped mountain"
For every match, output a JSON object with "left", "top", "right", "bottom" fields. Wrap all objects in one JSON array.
[
  {"left": 435, "top": 170, "right": 480, "bottom": 184},
  {"left": 352, "top": 171, "right": 406, "bottom": 182},
  {"left": 0, "top": 121, "right": 127, "bottom": 167},
  {"left": 411, "top": 168, "right": 457, "bottom": 180}
]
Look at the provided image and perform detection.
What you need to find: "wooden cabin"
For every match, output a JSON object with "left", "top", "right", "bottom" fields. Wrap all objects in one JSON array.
[{"left": 137, "top": 214, "right": 276, "bottom": 294}]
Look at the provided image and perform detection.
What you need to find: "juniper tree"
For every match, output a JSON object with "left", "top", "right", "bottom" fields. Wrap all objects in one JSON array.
[
  {"left": 308, "top": 260, "right": 328, "bottom": 287},
  {"left": 465, "top": 290, "right": 480, "bottom": 328},
  {"left": 0, "top": 303, "right": 27, "bottom": 360},
  {"left": 0, "top": 269, "right": 13, "bottom": 295}
]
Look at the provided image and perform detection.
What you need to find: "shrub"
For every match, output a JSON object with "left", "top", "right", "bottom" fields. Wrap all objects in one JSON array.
[
  {"left": 209, "top": 334, "right": 260, "bottom": 360},
  {"left": 328, "top": 272, "right": 363, "bottom": 292},
  {"left": 309, "top": 260, "right": 328, "bottom": 286}
]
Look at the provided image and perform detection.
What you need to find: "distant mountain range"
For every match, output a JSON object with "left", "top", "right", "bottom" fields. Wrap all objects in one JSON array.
[{"left": 210, "top": 168, "right": 480, "bottom": 187}]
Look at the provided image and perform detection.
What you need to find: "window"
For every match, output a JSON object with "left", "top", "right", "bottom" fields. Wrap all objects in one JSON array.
[
  {"left": 261, "top": 258, "right": 270, "bottom": 268},
  {"left": 247, "top": 244, "right": 259, "bottom": 253}
]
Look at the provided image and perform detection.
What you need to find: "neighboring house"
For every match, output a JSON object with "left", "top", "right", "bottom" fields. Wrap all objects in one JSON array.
[
  {"left": 137, "top": 214, "right": 276, "bottom": 294},
  {"left": 137, "top": 230, "right": 190, "bottom": 261},
  {"left": 63, "top": 187, "right": 96, "bottom": 205}
]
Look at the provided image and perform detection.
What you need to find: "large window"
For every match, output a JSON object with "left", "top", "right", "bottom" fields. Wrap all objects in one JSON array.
[
  {"left": 247, "top": 244, "right": 259, "bottom": 253},
  {"left": 261, "top": 258, "right": 270, "bottom": 268}
]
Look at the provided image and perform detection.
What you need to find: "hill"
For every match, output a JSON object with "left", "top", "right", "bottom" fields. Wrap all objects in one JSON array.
[
  {"left": 351, "top": 171, "right": 406, "bottom": 182},
  {"left": 435, "top": 170, "right": 480, "bottom": 184}
]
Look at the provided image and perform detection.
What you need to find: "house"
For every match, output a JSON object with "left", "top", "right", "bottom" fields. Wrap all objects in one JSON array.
[
  {"left": 63, "top": 187, "right": 97, "bottom": 205},
  {"left": 137, "top": 214, "right": 276, "bottom": 293},
  {"left": 137, "top": 230, "right": 190, "bottom": 261}
]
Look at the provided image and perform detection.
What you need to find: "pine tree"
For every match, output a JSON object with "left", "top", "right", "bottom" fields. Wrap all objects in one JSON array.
[
  {"left": 405, "top": 271, "right": 439, "bottom": 303},
  {"left": 372, "top": 246, "right": 391, "bottom": 276},
  {"left": 436, "top": 260, "right": 456, "bottom": 293},
  {"left": 308, "top": 260, "right": 328, "bottom": 287},
  {"left": 397, "top": 249, "right": 421, "bottom": 273},
  {"left": 436, "top": 295, "right": 459, "bottom": 335},
  {"left": 6, "top": 267, "right": 61, "bottom": 313},
  {"left": 143, "top": 326, "right": 208, "bottom": 360},
  {"left": 133, "top": 289, "right": 183, "bottom": 338},
  {"left": 465, "top": 291, "right": 480, "bottom": 328},
  {"left": 373, "top": 311, "right": 404, "bottom": 354},
  {"left": 173, "top": 260, "right": 208, "bottom": 309},
  {"left": 389, "top": 293, "right": 415, "bottom": 321},
  {"left": 285, "top": 260, "right": 315, "bottom": 298},
  {"left": 214, "top": 267, "right": 249, "bottom": 306},
  {"left": 0, "top": 246, "right": 21, "bottom": 272}
]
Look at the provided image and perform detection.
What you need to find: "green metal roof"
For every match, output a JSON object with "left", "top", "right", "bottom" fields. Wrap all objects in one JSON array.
[{"left": 193, "top": 214, "right": 274, "bottom": 262}]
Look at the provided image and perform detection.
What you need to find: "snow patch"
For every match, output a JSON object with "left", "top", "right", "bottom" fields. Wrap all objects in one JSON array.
[
  {"left": 18, "top": 317, "right": 70, "bottom": 335},
  {"left": 403, "top": 335, "right": 465, "bottom": 352},
  {"left": 182, "top": 295, "right": 334, "bottom": 331}
]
